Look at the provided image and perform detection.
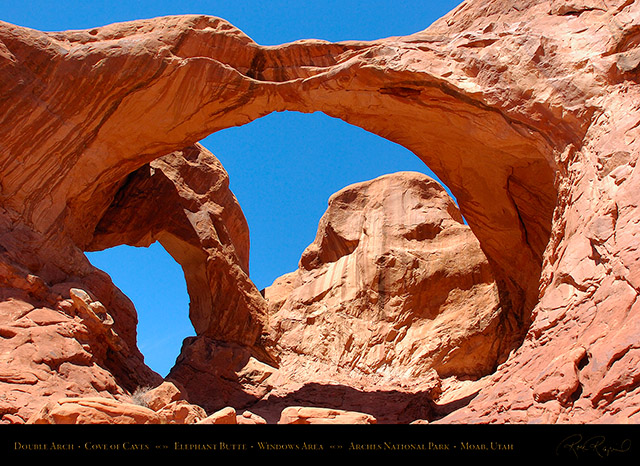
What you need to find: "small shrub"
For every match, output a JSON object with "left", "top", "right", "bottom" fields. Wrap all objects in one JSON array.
[{"left": 131, "top": 385, "right": 152, "bottom": 407}]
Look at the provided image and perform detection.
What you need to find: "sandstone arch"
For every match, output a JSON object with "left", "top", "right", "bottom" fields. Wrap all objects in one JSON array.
[
  {"left": 1, "top": 0, "right": 640, "bottom": 423},
  {"left": 86, "top": 145, "right": 265, "bottom": 346},
  {"left": 0, "top": 7, "right": 557, "bottom": 353}
]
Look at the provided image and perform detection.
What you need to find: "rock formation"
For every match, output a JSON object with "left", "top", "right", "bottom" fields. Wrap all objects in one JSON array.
[
  {"left": 1, "top": 0, "right": 640, "bottom": 424},
  {"left": 87, "top": 144, "right": 267, "bottom": 346},
  {"left": 277, "top": 406, "right": 377, "bottom": 425},
  {"left": 0, "top": 238, "right": 162, "bottom": 423},
  {"left": 265, "top": 172, "right": 503, "bottom": 384}
]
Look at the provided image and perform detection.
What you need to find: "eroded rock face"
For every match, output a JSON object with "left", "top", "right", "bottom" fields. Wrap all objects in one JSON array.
[
  {"left": 87, "top": 145, "right": 269, "bottom": 354},
  {"left": 0, "top": 143, "right": 269, "bottom": 422},
  {"left": 28, "top": 397, "right": 165, "bottom": 425},
  {"left": 215, "top": 172, "right": 503, "bottom": 424},
  {"left": 27, "top": 381, "right": 209, "bottom": 424},
  {"left": 88, "top": 144, "right": 266, "bottom": 346},
  {"left": 0, "top": 234, "right": 162, "bottom": 423},
  {"left": 0, "top": 11, "right": 555, "bottom": 334},
  {"left": 1, "top": 0, "right": 639, "bottom": 423},
  {"left": 265, "top": 172, "right": 503, "bottom": 383},
  {"left": 278, "top": 406, "right": 377, "bottom": 425}
]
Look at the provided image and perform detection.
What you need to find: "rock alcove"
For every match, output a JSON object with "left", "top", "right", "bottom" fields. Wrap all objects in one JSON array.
[{"left": 2, "top": 0, "right": 640, "bottom": 424}]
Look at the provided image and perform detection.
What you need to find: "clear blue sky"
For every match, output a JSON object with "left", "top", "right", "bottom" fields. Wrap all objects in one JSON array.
[{"left": 3, "top": 0, "right": 463, "bottom": 376}]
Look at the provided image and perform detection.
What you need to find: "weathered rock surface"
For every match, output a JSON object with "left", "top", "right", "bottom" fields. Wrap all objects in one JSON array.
[
  {"left": 166, "top": 336, "right": 280, "bottom": 413},
  {"left": 26, "top": 391, "right": 210, "bottom": 424},
  {"left": 86, "top": 144, "right": 275, "bottom": 410},
  {"left": 0, "top": 143, "right": 266, "bottom": 422},
  {"left": 197, "top": 406, "right": 237, "bottom": 424},
  {"left": 0, "top": 259, "right": 162, "bottom": 423},
  {"left": 87, "top": 145, "right": 266, "bottom": 346},
  {"left": 141, "top": 381, "right": 185, "bottom": 411},
  {"left": 157, "top": 400, "right": 208, "bottom": 424},
  {"left": 266, "top": 172, "right": 503, "bottom": 383},
  {"left": 159, "top": 171, "right": 500, "bottom": 423},
  {"left": 236, "top": 410, "right": 267, "bottom": 425},
  {"left": 0, "top": 0, "right": 639, "bottom": 424},
  {"left": 278, "top": 406, "right": 377, "bottom": 424},
  {"left": 26, "top": 380, "right": 210, "bottom": 424},
  {"left": 28, "top": 397, "right": 164, "bottom": 425}
]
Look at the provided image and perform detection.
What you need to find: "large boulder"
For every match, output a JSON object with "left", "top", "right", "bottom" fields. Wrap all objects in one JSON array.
[{"left": 266, "top": 172, "right": 503, "bottom": 383}]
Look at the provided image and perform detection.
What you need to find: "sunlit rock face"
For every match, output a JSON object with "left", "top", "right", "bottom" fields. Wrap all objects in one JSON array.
[
  {"left": 1, "top": 0, "right": 640, "bottom": 423},
  {"left": 249, "top": 172, "right": 505, "bottom": 424},
  {"left": 266, "top": 172, "right": 504, "bottom": 383}
]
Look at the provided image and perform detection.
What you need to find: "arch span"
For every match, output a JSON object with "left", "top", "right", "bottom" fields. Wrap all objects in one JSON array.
[
  {"left": 14, "top": 1, "right": 636, "bottom": 420},
  {"left": 0, "top": 12, "right": 566, "bottom": 353},
  {"left": 86, "top": 145, "right": 267, "bottom": 349}
]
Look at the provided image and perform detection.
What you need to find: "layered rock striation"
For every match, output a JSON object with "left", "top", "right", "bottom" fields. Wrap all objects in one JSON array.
[
  {"left": 246, "top": 172, "right": 506, "bottom": 423},
  {"left": 266, "top": 172, "right": 503, "bottom": 383},
  {"left": 0, "top": 0, "right": 639, "bottom": 423}
]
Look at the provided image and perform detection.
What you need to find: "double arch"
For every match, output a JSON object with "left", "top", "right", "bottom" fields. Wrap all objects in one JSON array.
[{"left": 1, "top": 15, "right": 566, "bottom": 379}]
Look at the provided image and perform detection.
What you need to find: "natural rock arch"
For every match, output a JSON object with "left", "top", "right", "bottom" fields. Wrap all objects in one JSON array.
[
  {"left": 1, "top": 0, "right": 640, "bottom": 423},
  {"left": 0, "top": 8, "right": 558, "bottom": 353}
]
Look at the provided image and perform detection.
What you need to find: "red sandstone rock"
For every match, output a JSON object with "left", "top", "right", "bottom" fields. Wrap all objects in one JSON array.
[
  {"left": 87, "top": 145, "right": 274, "bottom": 412},
  {"left": 250, "top": 173, "right": 505, "bottom": 425},
  {"left": 0, "top": 143, "right": 268, "bottom": 422},
  {"left": 157, "top": 400, "right": 207, "bottom": 424},
  {"left": 197, "top": 406, "right": 237, "bottom": 424},
  {"left": 140, "top": 381, "right": 185, "bottom": 411},
  {"left": 27, "top": 397, "right": 163, "bottom": 424},
  {"left": 0, "top": 283, "right": 160, "bottom": 423},
  {"left": 241, "top": 173, "right": 494, "bottom": 423},
  {"left": 166, "top": 336, "right": 279, "bottom": 414},
  {"left": 0, "top": 0, "right": 639, "bottom": 424},
  {"left": 236, "top": 410, "right": 267, "bottom": 425},
  {"left": 278, "top": 406, "right": 377, "bottom": 424},
  {"left": 26, "top": 394, "right": 210, "bottom": 424},
  {"left": 87, "top": 145, "right": 266, "bottom": 346},
  {"left": 266, "top": 172, "right": 503, "bottom": 386}
]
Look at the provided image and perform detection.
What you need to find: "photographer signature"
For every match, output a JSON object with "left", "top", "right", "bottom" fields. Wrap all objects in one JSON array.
[{"left": 557, "top": 434, "right": 631, "bottom": 458}]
